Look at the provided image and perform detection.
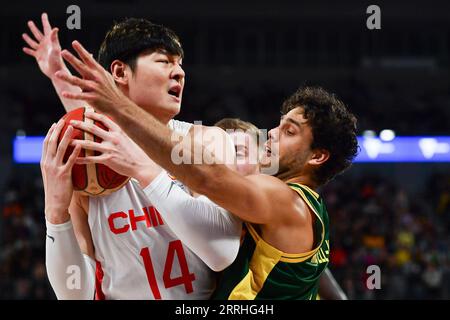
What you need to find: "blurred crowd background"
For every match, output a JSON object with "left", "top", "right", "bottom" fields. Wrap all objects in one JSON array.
[{"left": 0, "top": 0, "right": 449, "bottom": 299}]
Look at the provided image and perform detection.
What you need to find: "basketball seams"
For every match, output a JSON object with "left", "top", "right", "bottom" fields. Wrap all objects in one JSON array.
[
  {"left": 62, "top": 107, "right": 130, "bottom": 196},
  {"left": 84, "top": 107, "right": 106, "bottom": 195}
]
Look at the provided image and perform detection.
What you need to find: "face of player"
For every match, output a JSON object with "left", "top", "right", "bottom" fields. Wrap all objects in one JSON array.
[
  {"left": 261, "top": 107, "right": 316, "bottom": 179},
  {"left": 229, "top": 131, "right": 260, "bottom": 176},
  {"left": 126, "top": 50, "right": 185, "bottom": 124}
]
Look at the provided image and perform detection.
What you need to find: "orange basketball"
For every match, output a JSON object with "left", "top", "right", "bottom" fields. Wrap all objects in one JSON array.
[{"left": 58, "top": 107, "right": 130, "bottom": 196}]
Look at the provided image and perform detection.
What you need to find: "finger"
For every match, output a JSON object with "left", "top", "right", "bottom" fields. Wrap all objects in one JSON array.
[
  {"left": 42, "top": 123, "right": 57, "bottom": 161},
  {"left": 61, "top": 90, "right": 96, "bottom": 102},
  {"left": 56, "top": 125, "right": 73, "bottom": 164},
  {"left": 50, "top": 28, "right": 60, "bottom": 45},
  {"left": 48, "top": 119, "right": 66, "bottom": 158},
  {"left": 22, "top": 33, "right": 38, "bottom": 49},
  {"left": 41, "top": 12, "right": 52, "bottom": 35},
  {"left": 70, "top": 139, "right": 110, "bottom": 153},
  {"left": 27, "top": 20, "right": 44, "bottom": 41},
  {"left": 69, "top": 120, "right": 109, "bottom": 141},
  {"left": 72, "top": 41, "right": 99, "bottom": 69},
  {"left": 55, "top": 71, "right": 96, "bottom": 92},
  {"left": 85, "top": 110, "right": 121, "bottom": 132},
  {"left": 23, "top": 47, "right": 36, "bottom": 57},
  {"left": 65, "top": 144, "right": 82, "bottom": 169},
  {"left": 75, "top": 154, "right": 108, "bottom": 165},
  {"left": 61, "top": 49, "right": 93, "bottom": 78}
]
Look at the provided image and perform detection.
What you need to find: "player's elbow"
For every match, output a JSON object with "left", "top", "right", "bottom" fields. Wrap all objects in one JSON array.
[{"left": 205, "top": 244, "right": 239, "bottom": 272}]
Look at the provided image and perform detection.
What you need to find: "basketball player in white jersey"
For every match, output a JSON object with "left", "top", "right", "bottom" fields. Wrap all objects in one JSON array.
[{"left": 24, "top": 14, "right": 242, "bottom": 299}]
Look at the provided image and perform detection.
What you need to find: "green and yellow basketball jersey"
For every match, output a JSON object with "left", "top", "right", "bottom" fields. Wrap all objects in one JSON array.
[{"left": 212, "top": 183, "right": 330, "bottom": 300}]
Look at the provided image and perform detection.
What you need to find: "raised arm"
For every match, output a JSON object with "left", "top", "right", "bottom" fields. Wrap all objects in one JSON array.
[
  {"left": 22, "top": 13, "right": 84, "bottom": 112},
  {"left": 56, "top": 41, "right": 296, "bottom": 226}
]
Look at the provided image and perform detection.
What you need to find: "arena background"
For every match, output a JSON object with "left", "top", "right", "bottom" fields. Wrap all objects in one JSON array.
[{"left": 0, "top": 0, "right": 449, "bottom": 299}]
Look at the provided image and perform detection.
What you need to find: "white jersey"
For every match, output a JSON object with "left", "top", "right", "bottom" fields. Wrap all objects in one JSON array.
[{"left": 88, "top": 120, "right": 216, "bottom": 300}]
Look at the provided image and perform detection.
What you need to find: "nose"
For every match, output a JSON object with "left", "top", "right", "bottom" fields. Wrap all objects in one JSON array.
[
  {"left": 171, "top": 63, "right": 185, "bottom": 83},
  {"left": 268, "top": 127, "right": 278, "bottom": 141}
]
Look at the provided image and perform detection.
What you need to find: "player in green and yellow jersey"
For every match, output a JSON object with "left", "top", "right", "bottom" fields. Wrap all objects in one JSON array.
[
  {"left": 214, "top": 118, "right": 348, "bottom": 300},
  {"left": 53, "top": 46, "right": 358, "bottom": 300},
  {"left": 213, "top": 182, "right": 330, "bottom": 299},
  {"left": 209, "top": 87, "right": 357, "bottom": 299}
]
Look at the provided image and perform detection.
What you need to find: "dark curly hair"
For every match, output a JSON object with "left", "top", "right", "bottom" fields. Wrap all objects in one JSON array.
[
  {"left": 281, "top": 86, "right": 358, "bottom": 186},
  {"left": 97, "top": 18, "right": 184, "bottom": 72}
]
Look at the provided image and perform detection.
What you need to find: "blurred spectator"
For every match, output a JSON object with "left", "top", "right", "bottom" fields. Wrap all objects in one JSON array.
[{"left": 321, "top": 171, "right": 450, "bottom": 299}]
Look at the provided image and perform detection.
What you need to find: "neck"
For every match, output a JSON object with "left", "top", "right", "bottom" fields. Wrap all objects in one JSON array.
[
  {"left": 141, "top": 106, "right": 174, "bottom": 126},
  {"left": 158, "top": 114, "right": 172, "bottom": 126},
  {"left": 277, "top": 171, "right": 317, "bottom": 189}
]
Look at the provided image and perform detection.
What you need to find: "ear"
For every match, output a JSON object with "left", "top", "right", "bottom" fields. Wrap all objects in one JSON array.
[
  {"left": 110, "top": 60, "right": 131, "bottom": 86},
  {"left": 308, "top": 149, "right": 330, "bottom": 166}
]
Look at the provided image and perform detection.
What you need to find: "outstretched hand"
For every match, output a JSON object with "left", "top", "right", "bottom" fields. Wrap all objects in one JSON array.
[
  {"left": 55, "top": 41, "right": 129, "bottom": 115},
  {"left": 22, "top": 13, "right": 64, "bottom": 79}
]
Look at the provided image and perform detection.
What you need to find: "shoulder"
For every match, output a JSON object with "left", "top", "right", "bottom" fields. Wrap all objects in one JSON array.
[
  {"left": 246, "top": 174, "right": 292, "bottom": 192},
  {"left": 248, "top": 175, "right": 312, "bottom": 225}
]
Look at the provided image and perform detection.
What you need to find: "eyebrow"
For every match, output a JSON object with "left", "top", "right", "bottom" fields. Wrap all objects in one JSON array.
[
  {"left": 281, "top": 116, "right": 302, "bottom": 128},
  {"left": 156, "top": 50, "right": 182, "bottom": 61}
]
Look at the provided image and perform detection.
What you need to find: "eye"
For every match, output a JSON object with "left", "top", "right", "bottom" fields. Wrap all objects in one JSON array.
[
  {"left": 286, "top": 129, "right": 295, "bottom": 136},
  {"left": 157, "top": 59, "right": 170, "bottom": 64}
]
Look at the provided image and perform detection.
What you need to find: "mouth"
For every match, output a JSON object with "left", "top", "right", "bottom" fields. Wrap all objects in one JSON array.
[
  {"left": 168, "top": 84, "right": 182, "bottom": 99},
  {"left": 265, "top": 145, "right": 272, "bottom": 157}
]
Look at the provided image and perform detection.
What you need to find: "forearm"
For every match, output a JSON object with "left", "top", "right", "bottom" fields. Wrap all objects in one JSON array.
[
  {"left": 108, "top": 99, "right": 222, "bottom": 193},
  {"left": 132, "top": 162, "right": 163, "bottom": 189},
  {"left": 143, "top": 171, "right": 242, "bottom": 271},
  {"left": 50, "top": 66, "right": 86, "bottom": 112},
  {"left": 105, "top": 99, "right": 267, "bottom": 223},
  {"left": 45, "top": 206, "right": 70, "bottom": 225},
  {"left": 319, "top": 268, "right": 348, "bottom": 300},
  {"left": 45, "top": 218, "right": 95, "bottom": 300}
]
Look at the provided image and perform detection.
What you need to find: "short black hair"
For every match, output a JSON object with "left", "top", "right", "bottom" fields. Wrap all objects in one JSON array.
[
  {"left": 97, "top": 18, "right": 184, "bottom": 72},
  {"left": 281, "top": 86, "right": 358, "bottom": 186}
]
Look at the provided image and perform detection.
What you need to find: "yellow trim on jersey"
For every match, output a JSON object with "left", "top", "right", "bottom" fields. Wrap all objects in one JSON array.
[
  {"left": 299, "top": 184, "right": 320, "bottom": 200},
  {"left": 285, "top": 184, "right": 325, "bottom": 263},
  {"left": 246, "top": 224, "right": 315, "bottom": 260},
  {"left": 228, "top": 233, "right": 282, "bottom": 300}
]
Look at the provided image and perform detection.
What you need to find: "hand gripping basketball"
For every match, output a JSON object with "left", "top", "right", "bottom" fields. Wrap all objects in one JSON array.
[{"left": 58, "top": 107, "right": 130, "bottom": 196}]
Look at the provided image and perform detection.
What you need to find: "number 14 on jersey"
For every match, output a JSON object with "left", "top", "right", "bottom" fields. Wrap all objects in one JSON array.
[{"left": 140, "top": 240, "right": 196, "bottom": 299}]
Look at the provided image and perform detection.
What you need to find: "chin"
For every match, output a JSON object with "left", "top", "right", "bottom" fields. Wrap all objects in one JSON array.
[
  {"left": 142, "top": 103, "right": 180, "bottom": 120},
  {"left": 163, "top": 99, "right": 182, "bottom": 113},
  {"left": 171, "top": 104, "right": 181, "bottom": 116}
]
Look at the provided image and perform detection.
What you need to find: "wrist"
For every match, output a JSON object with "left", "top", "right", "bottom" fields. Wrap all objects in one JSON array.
[
  {"left": 135, "top": 165, "right": 162, "bottom": 189},
  {"left": 45, "top": 207, "right": 70, "bottom": 224},
  {"left": 50, "top": 65, "right": 69, "bottom": 82}
]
